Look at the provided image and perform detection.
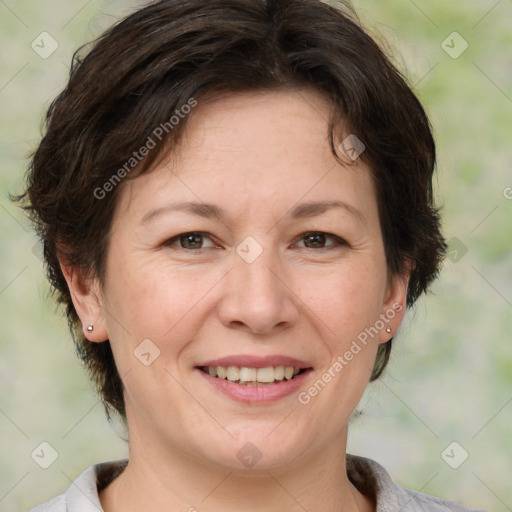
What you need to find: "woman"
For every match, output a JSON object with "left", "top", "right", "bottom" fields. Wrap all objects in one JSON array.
[{"left": 18, "top": 0, "right": 484, "bottom": 510}]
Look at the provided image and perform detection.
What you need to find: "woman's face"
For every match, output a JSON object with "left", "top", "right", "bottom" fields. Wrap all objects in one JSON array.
[{"left": 80, "top": 89, "right": 407, "bottom": 471}]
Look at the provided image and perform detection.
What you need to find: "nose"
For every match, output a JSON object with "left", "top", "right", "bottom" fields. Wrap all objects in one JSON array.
[{"left": 216, "top": 245, "right": 300, "bottom": 335}]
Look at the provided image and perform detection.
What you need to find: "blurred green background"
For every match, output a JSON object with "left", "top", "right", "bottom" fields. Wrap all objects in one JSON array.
[{"left": 0, "top": 1, "right": 510, "bottom": 510}]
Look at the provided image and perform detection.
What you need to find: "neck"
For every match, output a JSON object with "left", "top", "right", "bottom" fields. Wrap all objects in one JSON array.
[{"left": 100, "top": 425, "right": 374, "bottom": 512}]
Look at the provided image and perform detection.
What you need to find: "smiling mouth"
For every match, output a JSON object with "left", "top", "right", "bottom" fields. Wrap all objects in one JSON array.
[{"left": 199, "top": 365, "right": 309, "bottom": 386}]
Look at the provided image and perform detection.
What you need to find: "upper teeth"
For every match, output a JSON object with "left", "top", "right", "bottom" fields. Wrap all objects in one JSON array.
[{"left": 203, "top": 366, "right": 301, "bottom": 385}]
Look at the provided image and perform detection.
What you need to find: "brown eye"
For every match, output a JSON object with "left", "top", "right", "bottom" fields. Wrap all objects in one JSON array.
[
  {"left": 179, "top": 233, "right": 203, "bottom": 249},
  {"left": 303, "top": 232, "right": 327, "bottom": 248},
  {"left": 164, "top": 232, "right": 217, "bottom": 250},
  {"left": 296, "top": 232, "right": 347, "bottom": 250}
]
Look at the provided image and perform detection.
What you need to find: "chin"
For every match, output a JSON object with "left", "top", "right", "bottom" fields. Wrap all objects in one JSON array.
[{"left": 195, "top": 428, "right": 307, "bottom": 472}]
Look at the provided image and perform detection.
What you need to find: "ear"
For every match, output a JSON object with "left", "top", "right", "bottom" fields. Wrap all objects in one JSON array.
[
  {"left": 59, "top": 259, "right": 109, "bottom": 342},
  {"left": 377, "top": 268, "right": 410, "bottom": 343}
]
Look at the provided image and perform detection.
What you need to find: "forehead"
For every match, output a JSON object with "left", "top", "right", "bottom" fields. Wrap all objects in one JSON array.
[{"left": 114, "top": 89, "right": 376, "bottom": 225}]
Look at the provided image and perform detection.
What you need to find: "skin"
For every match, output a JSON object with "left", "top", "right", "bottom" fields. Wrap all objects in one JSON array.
[{"left": 61, "top": 89, "right": 408, "bottom": 512}]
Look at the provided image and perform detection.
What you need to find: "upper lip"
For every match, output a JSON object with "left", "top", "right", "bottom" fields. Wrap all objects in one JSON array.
[{"left": 197, "top": 355, "right": 312, "bottom": 369}]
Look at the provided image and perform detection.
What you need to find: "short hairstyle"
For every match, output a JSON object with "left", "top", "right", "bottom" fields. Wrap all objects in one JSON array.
[{"left": 16, "top": 0, "right": 446, "bottom": 420}]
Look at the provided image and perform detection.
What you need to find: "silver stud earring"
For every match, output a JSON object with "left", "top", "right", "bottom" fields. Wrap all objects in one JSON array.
[
  {"left": 386, "top": 326, "right": 391, "bottom": 333},
  {"left": 86, "top": 325, "right": 94, "bottom": 332}
]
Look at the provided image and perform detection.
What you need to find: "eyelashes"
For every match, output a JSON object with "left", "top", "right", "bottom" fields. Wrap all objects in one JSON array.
[
  {"left": 162, "top": 231, "right": 349, "bottom": 252},
  {"left": 163, "top": 232, "right": 218, "bottom": 250},
  {"left": 294, "top": 232, "right": 348, "bottom": 250}
]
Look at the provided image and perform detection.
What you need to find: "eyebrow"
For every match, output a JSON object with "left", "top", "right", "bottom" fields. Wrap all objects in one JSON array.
[{"left": 140, "top": 200, "right": 366, "bottom": 225}]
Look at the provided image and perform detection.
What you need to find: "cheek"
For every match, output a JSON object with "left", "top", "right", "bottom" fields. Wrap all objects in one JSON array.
[
  {"left": 105, "top": 248, "right": 173, "bottom": 323},
  {"left": 102, "top": 251, "right": 223, "bottom": 363},
  {"left": 296, "top": 260, "right": 386, "bottom": 335},
  {"left": 295, "top": 265, "right": 385, "bottom": 413},
  {"left": 100, "top": 257, "right": 209, "bottom": 410}
]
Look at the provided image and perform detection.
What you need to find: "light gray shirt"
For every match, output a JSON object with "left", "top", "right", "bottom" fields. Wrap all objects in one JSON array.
[{"left": 28, "top": 454, "right": 486, "bottom": 511}]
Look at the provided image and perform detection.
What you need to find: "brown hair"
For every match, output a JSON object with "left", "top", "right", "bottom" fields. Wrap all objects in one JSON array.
[{"left": 15, "top": 0, "right": 446, "bottom": 420}]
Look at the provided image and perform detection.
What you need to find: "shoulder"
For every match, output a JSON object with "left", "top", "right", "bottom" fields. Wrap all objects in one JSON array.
[
  {"left": 346, "top": 454, "right": 486, "bottom": 512},
  {"left": 28, "top": 494, "right": 66, "bottom": 512},
  {"left": 29, "top": 455, "right": 485, "bottom": 512},
  {"left": 28, "top": 459, "right": 128, "bottom": 512}
]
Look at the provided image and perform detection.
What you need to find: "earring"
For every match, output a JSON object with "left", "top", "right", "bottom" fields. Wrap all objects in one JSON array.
[
  {"left": 386, "top": 326, "right": 391, "bottom": 333},
  {"left": 86, "top": 324, "right": 94, "bottom": 332}
]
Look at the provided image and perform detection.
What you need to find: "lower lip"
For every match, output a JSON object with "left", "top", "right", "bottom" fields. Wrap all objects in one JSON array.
[{"left": 196, "top": 368, "right": 313, "bottom": 404}]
